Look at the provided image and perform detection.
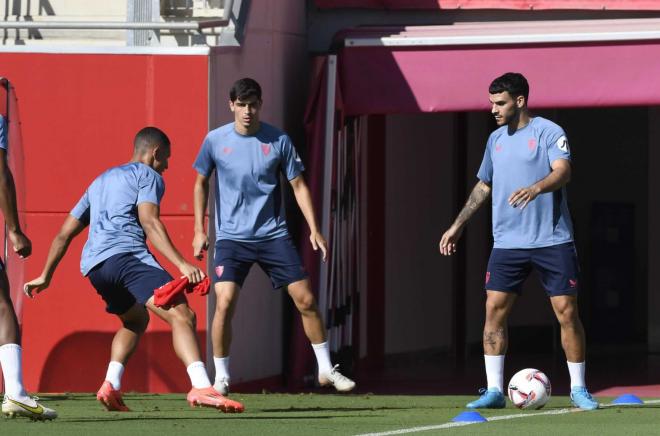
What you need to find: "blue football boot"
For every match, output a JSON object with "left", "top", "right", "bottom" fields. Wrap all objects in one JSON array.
[
  {"left": 466, "top": 387, "right": 506, "bottom": 409},
  {"left": 570, "top": 387, "right": 599, "bottom": 410}
]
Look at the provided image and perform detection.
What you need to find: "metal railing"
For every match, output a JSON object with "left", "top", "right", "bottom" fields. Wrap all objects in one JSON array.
[{"left": 0, "top": 0, "right": 233, "bottom": 31}]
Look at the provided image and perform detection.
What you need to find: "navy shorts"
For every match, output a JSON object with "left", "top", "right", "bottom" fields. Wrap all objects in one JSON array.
[
  {"left": 214, "top": 236, "right": 308, "bottom": 289},
  {"left": 87, "top": 253, "right": 173, "bottom": 315},
  {"left": 485, "top": 242, "right": 580, "bottom": 296}
]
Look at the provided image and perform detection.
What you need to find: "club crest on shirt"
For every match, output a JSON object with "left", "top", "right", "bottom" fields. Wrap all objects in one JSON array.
[
  {"left": 223, "top": 146, "right": 233, "bottom": 155},
  {"left": 495, "top": 144, "right": 503, "bottom": 152},
  {"left": 215, "top": 265, "right": 224, "bottom": 278},
  {"left": 261, "top": 143, "right": 271, "bottom": 156},
  {"left": 556, "top": 136, "right": 569, "bottom": 152},
  {"left": 528, "top": 138, "right": 537, "bottom": 150}
]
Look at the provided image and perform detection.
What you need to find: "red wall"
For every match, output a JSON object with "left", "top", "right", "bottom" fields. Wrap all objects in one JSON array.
[{"left": 0, "top": 52, "right": 209, "bottom": 393}]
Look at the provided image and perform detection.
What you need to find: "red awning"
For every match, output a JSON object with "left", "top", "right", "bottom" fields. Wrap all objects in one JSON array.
[
  {"left": 334, "top": 19, "right": 660, "bottom": 115},
  {"left": 315, "top": 0, "right": 660, "bottom": 10}
]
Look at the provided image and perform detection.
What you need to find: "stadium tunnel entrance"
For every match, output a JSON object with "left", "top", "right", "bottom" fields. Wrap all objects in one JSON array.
[{"left": 304, "top": 21, "right": 660, "bottom": 392}]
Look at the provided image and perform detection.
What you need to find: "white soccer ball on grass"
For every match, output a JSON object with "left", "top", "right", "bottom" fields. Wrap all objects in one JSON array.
[{"left": 507, "top": 368, "right": 551, "bottom": 409}]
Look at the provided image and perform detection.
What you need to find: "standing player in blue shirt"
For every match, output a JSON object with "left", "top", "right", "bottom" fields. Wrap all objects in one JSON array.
[
  {"left": 0, "top": 115, "right": 57, "bottom": 419},
  {"left": 192, "top": 78, "right": 355, "bottom": 394},
  {"left": 24, "top": 127, "right": 243, "bottom": 413},
  {"left": 439, "top": 73, "right": 598, "bottom": 410}
]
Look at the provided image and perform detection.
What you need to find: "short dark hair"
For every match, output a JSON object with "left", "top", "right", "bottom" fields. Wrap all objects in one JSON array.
[
  {"left": 134, "top": 126, "right": 170, "bottom": 153},
  {"left": 489, "top": 72, "right": 529, "bottom": 101},
  {"left": 229, "top": 78, "right": 262, "bottom": 102}
]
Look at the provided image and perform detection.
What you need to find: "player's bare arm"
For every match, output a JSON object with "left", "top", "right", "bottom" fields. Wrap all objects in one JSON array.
[
  {"left": 439, "top": 180, "right": 492, "bottom": 256},
  {"left": 24, "top": 215, "right": 87, "bottom": 298},
  {"left": 0, "top": 148, "right": 30, "bottom": 258},
  {"left": 192, "top": 173, "right": 210, "bottom": 260},
  {"left": 289, "top": 175, "right": 327, "bottom": 262},
  {"left": 138, "top": 202, "right": 205, "bottom": 283},
  {"left": 508, "top": 158, "right": 571, "bottom": 209}
]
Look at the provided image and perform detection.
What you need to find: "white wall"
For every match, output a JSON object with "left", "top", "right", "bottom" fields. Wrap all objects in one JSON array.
[
  {"left": 383, "top": 113, "right": 455, "bottom": 354},
  {"left": 206, "top": 0, "right": 307, "bottom": 383}
]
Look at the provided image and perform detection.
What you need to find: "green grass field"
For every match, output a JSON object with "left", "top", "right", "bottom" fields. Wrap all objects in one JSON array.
[{"left": 3, "top": 393, "right": 660, "bottom": 435}]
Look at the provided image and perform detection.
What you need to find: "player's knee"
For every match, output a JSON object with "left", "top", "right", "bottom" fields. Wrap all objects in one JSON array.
[
  {"left": 171, "top": 305, "right": 196, "bottom": 329},
  {"left": 215, "top": 294, "right": 235, "bottom": 316},
  {"left": 124, "top": 312, "right": 149, "bottom": 333},
  {"left": 555, "top": 304, "right": 578, "bottom": 325},
  {"left": 294, "top": 293, "right": 317, "bottom": 313},
  {"left": 485, "top": 298, "right": 506, "bottom": 316}
]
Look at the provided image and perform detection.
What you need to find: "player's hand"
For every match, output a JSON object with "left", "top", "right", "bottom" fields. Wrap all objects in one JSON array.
[
  {"left": 23, "top": 275, "right": 50, "bottom": 298},
  {"left": 192, "top": 231, "right": 209, "bottom": 260},
  {"left": 508, "top": 185, "right": 541, "bottom": 209},
  {"left": 310, "top": 231, "right": 328, "bottom": 262},
  {"left": 179, "top": 262, "right": 206, "bottom": 284},
  {"left": 8, "top": 229, "right": 31, "bottom": 258},
  {"left": 439, "top": 225, "right": 463, "bottom": 256}
]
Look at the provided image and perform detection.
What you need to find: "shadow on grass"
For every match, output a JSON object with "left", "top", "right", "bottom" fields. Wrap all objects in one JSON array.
[
  {"left": 60, "top": 414, "right": 370, "bottom": 423},
  {"left": 261, "top": 406, "right": 409, "bottom": 412}
]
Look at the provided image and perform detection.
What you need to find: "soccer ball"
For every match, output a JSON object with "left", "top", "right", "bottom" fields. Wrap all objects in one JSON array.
[{"left": 507, "top": 368, "right": 551, "bottom": 409}]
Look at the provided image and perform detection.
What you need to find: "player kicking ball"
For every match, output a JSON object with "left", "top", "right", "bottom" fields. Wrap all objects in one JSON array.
[
  {"left": 0, "top": 114, "right": 56, "bottom": 420},
  {"left": 192, "top": 78, "right": 355, "bottom": 394},
  {"left": 24, "top": 127, "right": 243, "bottom": 413}
]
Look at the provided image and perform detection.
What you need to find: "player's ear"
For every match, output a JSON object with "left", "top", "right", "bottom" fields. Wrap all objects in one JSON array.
[
  {"left": 150, "top": 144, "right": 160, "bottom": 160},
  {"left": 516, "top": 95, "right": 526, "bottom": 108},
  {"left": 229, "top": 100, "right": 235, "bottom": 112}
]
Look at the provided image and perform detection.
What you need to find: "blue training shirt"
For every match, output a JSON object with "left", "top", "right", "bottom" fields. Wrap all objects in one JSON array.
[
  {"left": 0, "top": 115, "right": 7, "bottom": 150},
  {"left": 477, "top": 116, "right": 574, "bottom": 249},
  {"left": 70, "top": 162, "right": 166, "bottom": 275},
  {"left": 194, "top": 122, "right": 304, "bottom": 242}
]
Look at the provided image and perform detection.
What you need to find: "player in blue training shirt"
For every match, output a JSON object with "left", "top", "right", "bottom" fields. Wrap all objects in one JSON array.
[
  {"left": 24, "top": 127, "right": 243, "bottom": 413},
  {"left": 439, "top": 73, "right": 598, "bottom": 410},
  {"left": 0, "top": 115, "right": 56, "bottom": 420},
  {"left": 192, "top": 78, "right": 355, "bottom": 394}
]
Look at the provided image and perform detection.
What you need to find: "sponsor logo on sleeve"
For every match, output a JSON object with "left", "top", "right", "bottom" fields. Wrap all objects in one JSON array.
[
  {"left": 556, "top": 136, "right": 569, "bottom": 152},
  {"left": 215, "top": 265, "right": 224, "bottom": 278}
]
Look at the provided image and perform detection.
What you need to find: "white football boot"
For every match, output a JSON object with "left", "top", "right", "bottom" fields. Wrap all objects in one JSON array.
[
  {"left": 213, "top": 376, "right": 230, "bottom": 396},
  {"left": 318, "top": 365, "right": 356, "bottom": 392},
  {"left": 2, "top": 395, "right": 57, "bottom": 420}
]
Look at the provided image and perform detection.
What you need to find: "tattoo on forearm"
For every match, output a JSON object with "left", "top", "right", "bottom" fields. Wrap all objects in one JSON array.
[
  {"left": 455, "top": 183, "right": 490, "bottom": 225},
  {"left": 483, "top": 328, "right": 506, "bottom": 353}
]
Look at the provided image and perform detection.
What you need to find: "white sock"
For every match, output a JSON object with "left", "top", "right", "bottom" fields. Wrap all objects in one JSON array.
[
  {"left": 0, "top": 343, "right": 28, "bottom": 400},
  {"left": 312, "top": 341, "right": 333, "bottom": 375},
  {"left": 105, "top": 361, "right": 125, "bottom": 390},
  {"left": 213, "top": 356, "right": 230, "bottom": 382},
  {"left": 567, "top": 361, "right": 586, "bottom": 388},
  {"left": 484, "top": 355, "right": 505, "bottom": 393},
  {"left": 186, "top": 361, "right": 212, "bottom": 389}
]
